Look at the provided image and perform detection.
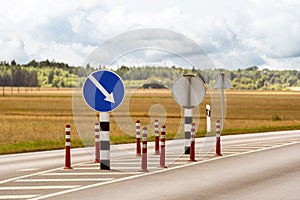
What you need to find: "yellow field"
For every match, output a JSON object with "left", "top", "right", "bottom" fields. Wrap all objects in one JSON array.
[{"left": 0, "top": 87, "right": 300, "bottom": 154}]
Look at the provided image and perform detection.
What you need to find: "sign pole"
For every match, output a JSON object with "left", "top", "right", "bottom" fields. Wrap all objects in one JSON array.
[
  {"left": 213, "top": 72, "right": 232, "bottom": 130},
  {"left": 184, "top": 74, "right": 193, "bottom": 155},
  {"left": 185, "top": 74, "right": 192, "bottom": 108},
  {"left": 221, "top": 85, "right": 225, "bottom": 130},
  {"left": 100, "top": 112, "right": 110, "bottom": 170},
  {"left": 184, "top": 108, "right": 192, "bottom": 154}
]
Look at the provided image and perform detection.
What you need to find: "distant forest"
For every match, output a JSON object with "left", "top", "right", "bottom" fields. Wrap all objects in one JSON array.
[{"left": 1, "top": 60, "right": 300, "bottom": 91}]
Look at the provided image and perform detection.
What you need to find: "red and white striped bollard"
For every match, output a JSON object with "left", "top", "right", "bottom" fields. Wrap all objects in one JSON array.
[
  {"left": 154, "top": 119, "right": 160, "bottom": 155},
  {"left": 95, "top": 122, "right": 100, "bottom": 163},
  {"left": 216, "top": 120, "right": 222, "bottom": 156},
  {"left": 64, "top": 124, "right": 73, "bottom": 169},
  {"left": 140, "top": 127, "right": 148, "bottom": 172},
  {"left": 159, "top": 125, "right": 167, "bottom": 168},
  {"left": 189, "top": 122, "right": 196, "bottom": 161},
  {"left": 136, "top": 120, "right": 141, "bottom": 157}
]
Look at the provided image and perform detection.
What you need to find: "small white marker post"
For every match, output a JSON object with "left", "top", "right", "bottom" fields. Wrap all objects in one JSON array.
[{"left": 206, "top": 104, "right": 211, "bottom": 133}]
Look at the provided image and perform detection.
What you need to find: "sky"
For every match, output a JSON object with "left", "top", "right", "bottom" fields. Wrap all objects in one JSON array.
[{"left": 0, "top": 0, "right": 300, "bottom": 70}]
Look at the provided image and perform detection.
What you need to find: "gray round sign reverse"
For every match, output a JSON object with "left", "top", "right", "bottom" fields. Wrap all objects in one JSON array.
[{"left": 172, "top": 75, "right": 206, "bottom": 108}]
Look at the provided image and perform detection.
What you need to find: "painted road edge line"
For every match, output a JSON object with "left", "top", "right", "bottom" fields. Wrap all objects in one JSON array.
[
  {"left": 0, "top": 195, "right": 40, "bottom": 199},
  {"left": 28, "top": 140, "right": 300, "bottom": 200}
]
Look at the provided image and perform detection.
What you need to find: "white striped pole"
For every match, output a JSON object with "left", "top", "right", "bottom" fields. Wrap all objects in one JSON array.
[
  {"left": 189, "top": 122, "right": 196, "bottom": 161},
  {"left": 159, "top": 125, "right": 167, "bottom": 168},
  {"left": 206, "top": 104, "right": 211, "bottom": 133},
  {"left": 136, "top": 120, "right": 141, "bottom": 157},
  {"left": 140, "top": 127, "right": 148, "bottom": 172},
  {"left": 216, "top": 120, "right": 222, "bottom": 156},
  {"left": 184, "top": 108, "right": 193, "bottom": 154},
  {"left": 100, "top": 112, "right": 110, "bottom": 170},
  {"left": 154, "top": 119, "right": 160, "bottom": 155},
  {"left": 94, "top": 122, "right": 100, "bottom": 163},
  {"left": 64, "top": 124, "right": 72, "bottom": 169}
]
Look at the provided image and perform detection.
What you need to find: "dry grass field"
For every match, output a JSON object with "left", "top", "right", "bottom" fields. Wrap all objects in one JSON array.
[{"left": 0, "top": 87, "right": 300, "bottom": 154}]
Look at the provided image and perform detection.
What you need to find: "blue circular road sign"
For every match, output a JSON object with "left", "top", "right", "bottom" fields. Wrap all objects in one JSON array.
[{"left": 82, "top": 70, "right": 125, "bottom": 112}]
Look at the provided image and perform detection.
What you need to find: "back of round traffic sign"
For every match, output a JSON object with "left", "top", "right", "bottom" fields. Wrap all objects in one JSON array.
[
  {"left": 82, "top": 70, "right": 125, "bottom": 112},
  {"left": 172, "top": 75, "right": 206, "bottom": 108}
]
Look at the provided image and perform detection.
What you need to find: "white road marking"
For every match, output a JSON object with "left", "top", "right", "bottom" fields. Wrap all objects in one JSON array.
[
  {"left": 75, "top": 166, "right": 161, "bottom": 170},
  {"left": 17, "top": 168, "right": 39, "bottom": 172},
  {"left": 0, "top": 195, "right": 40, "bottom": 199},
  {"left": 16, "top": 178, "right": 114, "bottom": 182},
  {"left": 111, "top": 158, "right": 179, "bottom": 162},
  {"left": 111, "top": 162, "right": 150, "bottom": 165},
  {"left": 110, "top": 166, "right": 161, "bottom": 170},
  {"left": 114, "top": 160, "right": 191, "bottom": 165},
  {"left": 223, "top": 146, "right": 263, "bottom": 149},
  {"left": 29, "top": 141, "right": 300, "bottom": 200},
  {"left": 0, "top": 167, "right": 62, "bottom": 185},
  {"left": 72, "top": 167, "right": 104, "bottom": 170},
  {"left": 220, "top": 151, "right": 245, "bottom": 154},
  {"left": 77, "top": 163, "right": 100, "bottom": 166},
  {"left": 43, "top": 172, "right": 142, "bottom": 176},
  {"left": 0, "top": 185, "right": 80, "bottom": 190},
  {"left": 170, "top": 162, "right": 190, "bottom": 165}
]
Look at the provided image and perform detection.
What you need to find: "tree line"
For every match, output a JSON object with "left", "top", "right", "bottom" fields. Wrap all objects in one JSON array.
[
  {"left": 0, "top": 60, "right": 93, "bottom": 89},
  {"left": 114, "top": 65, "right": 300, "bottom": 90},
  {"left": 1, "top": 60, "right": 300, "bottom": 90}
]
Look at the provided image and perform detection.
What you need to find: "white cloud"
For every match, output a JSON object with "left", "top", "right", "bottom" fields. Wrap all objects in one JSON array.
[
  {"left": 0, "top": 0, "right": 300, "bottom": 70},
  {"left": 0, "top": 36, "right": 28, "bottom": 63}
]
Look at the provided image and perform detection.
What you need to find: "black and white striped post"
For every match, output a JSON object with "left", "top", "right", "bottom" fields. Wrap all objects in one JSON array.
[
  {"left": 100, "top": 112, "right": 110, "bottom": 170},
  {"left": 154, "top": 119, "right": 160, "bottom": 155},
  {"left": 94, "top": 122, "right": 100, "bottom": 163},
  {"left": 184, "top": 108, "right": 193, "bottom": 154}
]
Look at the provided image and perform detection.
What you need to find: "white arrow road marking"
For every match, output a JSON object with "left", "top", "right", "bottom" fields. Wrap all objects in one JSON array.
[{"left": 88, "top": 75, "right": 115, "bottom": 103}]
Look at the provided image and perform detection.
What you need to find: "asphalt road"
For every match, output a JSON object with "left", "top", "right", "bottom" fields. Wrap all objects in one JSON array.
[
  {"left": 52, "top": 142, "right": 300, "bottom": 200},
  {"left": 0, "top": 130, "right": 299, "bottom": 199},
  {"left": 0, "top": 148, "right": 92, "bottom": 181}
]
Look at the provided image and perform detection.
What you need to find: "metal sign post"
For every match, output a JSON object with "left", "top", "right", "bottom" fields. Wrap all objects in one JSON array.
[
  {"left": 213, "top": 72, "right": 232, "bottom": 130},
  {"left": 172, "top": 74, "right": 206, "bottom": 154},
  {"left": 82, "top": 70, "right": 125, "bottom": 170}
]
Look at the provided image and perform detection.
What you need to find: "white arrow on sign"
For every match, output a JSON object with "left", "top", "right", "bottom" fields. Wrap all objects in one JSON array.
[{"left": 88, "top": 75, "right": 115, "bottom": 104}]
